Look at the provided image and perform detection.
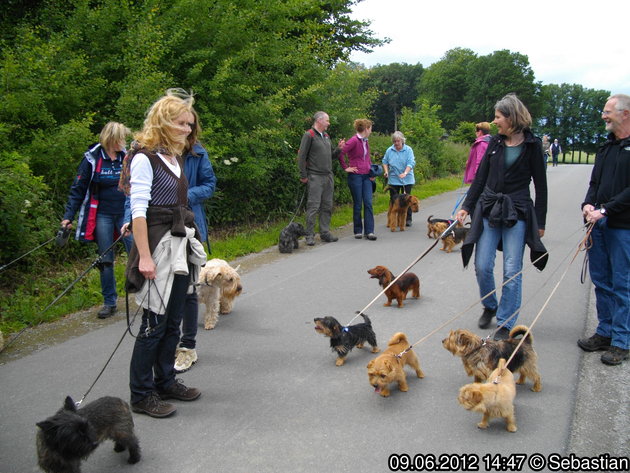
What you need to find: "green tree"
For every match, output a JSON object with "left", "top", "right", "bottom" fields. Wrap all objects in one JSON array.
[{"left": 361, "top": 62, "right": 424, "bottom": 134}]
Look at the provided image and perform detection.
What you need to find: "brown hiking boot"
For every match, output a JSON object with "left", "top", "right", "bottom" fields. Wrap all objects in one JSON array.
[
  {"left": 131, "top": 392, "right": 176, "bottom": 418},
  {"left": 157, "top": 378, "right": 201, "bottom": 401},
  {"left": 601, "top": 346, "right": 629, "bottom": 366}
]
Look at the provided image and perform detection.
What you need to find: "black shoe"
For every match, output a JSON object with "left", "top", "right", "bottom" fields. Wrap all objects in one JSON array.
[
  {"left": 97, "top": 305, "right": 117, "bottom": 319},
  {"left": 306, "top": 235, "right": 315, "bottom": 246},
  {"left": 157, "top": 378, "right": 201, "bottom": 401},
  {"left": 406, "top": 220, "right": 412, "bottom": 227},
  {"left": 600, "top": 346, "right": 629, "bottom": 366},
  {"left": 478, "top": 308, "right": 496, "bottom": 329},
  {"left": 493, "top": 327, "right": 510, "bottom": 341},
  {"left": 577, "top": 333, "right": 612, "bottom": 352},
  {"left": 366, "top": 233, "right": 377, "bottom": 241},
  {"left": 131, "top": 392, "right": 176, "bottom": 418},
  {"left": 320, "top": 232, "right": 338, "bottom": 243}
]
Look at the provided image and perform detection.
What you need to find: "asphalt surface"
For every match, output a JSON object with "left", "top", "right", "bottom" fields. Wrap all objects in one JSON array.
[{"left": 1, "top": 164, "right": 628, "bottom": 473}]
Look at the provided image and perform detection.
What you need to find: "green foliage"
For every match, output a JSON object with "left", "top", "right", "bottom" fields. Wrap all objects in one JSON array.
[
  {"left": 450, "top": 122, "right": 477, "bottom": 144},
  {"left": 361, "top": 62, "right": 424, "bottom": 133},
  {"left": 400, "top": 100, "right": 445, "bottom": 178},
  {"left": 0, "top": 152, "right": 56, "bottom": 276}
]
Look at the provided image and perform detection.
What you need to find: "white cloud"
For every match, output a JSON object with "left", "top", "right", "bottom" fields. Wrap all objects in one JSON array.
[{"left": 350, "top": 0, "right": 630, "bottom": 95}]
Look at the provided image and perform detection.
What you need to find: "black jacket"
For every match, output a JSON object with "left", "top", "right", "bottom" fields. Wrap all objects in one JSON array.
[
  {"left": 582, "top": 134, "right": 630, "bottom": 229},
  {"left": 461, "top": 130, "right": 548, "bottom": 270}
]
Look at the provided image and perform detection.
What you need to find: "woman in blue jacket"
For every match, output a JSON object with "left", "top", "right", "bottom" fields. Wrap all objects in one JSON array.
[
  {"left": 382, "top": 131, "right": 416, "bottom": 226},
  {"left": 61, "top": 122, "right": 133, "bottom": 318},
  {"left": 174, "top": 108, "right": 217, "bottom": 373}
]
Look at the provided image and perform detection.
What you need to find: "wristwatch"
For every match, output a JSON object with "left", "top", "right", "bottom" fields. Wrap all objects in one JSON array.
[{"left": 599, "top": 207, "right": 607, "bottom": 215}]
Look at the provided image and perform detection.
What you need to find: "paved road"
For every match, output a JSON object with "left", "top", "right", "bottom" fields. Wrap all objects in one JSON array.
[{"left": 1, "top": 164, "right": 628, "bottom": 473}]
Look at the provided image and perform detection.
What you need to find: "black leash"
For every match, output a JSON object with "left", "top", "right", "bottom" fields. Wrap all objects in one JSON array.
[
  {"left": 41, "top": 233, "right": 125, "bottom": 314},
  {"left": 287, "top": 186, "right": 307, "bottom": 226},
  {"left": 0, "top": 226, "right": 71, "bottom": 273}
]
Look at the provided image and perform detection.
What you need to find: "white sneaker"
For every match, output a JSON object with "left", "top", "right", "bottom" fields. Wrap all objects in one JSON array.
[{"left": 174, "top": 347, "right": 198, "bottom": 373}]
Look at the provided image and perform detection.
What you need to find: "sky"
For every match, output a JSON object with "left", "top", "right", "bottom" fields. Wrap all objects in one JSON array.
[{"left": 349, "top": 0, "right": 630, "bottom": 96}]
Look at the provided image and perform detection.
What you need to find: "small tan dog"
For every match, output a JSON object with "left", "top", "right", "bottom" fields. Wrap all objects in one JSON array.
[
  {"left": 387, "top": 193, "right": 420, "bottom": 232},
  {"left": 458, "top": 358, "right": 517, "bottom": 432},
  {"left": 197, "top": 258, "right": 242, "bottom": 330},
  {"left": 442, "top": 325, "right": 542, "bottom": 391},
  {"left": 367, "top": 332, "right": 424, "bottom": 397}
]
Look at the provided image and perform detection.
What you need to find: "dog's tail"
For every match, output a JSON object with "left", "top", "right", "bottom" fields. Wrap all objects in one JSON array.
[
  {"left": 387, "top": 332, "right": 409, "bottom": 346},
  {"left": 427, "top": 214, "right": 434, "bottom": 223},
  {"left": 356, "top": 311, "right": 372, "bottom": 326},
  {"left": 509, "top": 325, "right": 533, "bottom": 344}
]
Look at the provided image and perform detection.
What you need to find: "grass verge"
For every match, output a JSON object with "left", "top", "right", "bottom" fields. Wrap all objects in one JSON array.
[{"left": 0, "top": 175, "right": 464, "bottom": 335}]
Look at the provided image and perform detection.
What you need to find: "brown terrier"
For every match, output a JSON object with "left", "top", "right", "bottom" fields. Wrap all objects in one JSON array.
[
  {"left": 458, "top": 358, "right": 517, "bottom": 432},
  {"left": 367, "top": 332, "right": 424, "bottom": 397},
  {"left": 442, "top": 325, "right": 542, "bottom": 391},
  {"left": 367, "top": 265, "right": 420, "bottom": 308},
  {"left": 426, "top": 215, "right": 453, "bottom": 239},
  {"left": 440, "top": 226, "right": 469, "bottom": 253},
  {"left": 387, "top": 193, "right": 420, "bottom": 232}
]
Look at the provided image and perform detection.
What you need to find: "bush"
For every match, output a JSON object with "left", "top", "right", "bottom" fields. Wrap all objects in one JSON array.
[{"left": 0, "top": 152, "right": 57, "bottom": 280}]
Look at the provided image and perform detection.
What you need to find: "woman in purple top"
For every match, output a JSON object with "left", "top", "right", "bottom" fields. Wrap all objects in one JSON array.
[
  {"left": 339, "top": 119, "right": 377, "bottom": 240},
  {"left": 463, "top": 122, "right": 491, "bottom": 184}
]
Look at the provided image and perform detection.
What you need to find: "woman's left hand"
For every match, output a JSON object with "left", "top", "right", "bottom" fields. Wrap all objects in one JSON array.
[
  {"left": 345, "top": 166, "right": 358, "bottom": 173},
  {"left": 538, "top": 229, "right": 545, "bottom": 238}
]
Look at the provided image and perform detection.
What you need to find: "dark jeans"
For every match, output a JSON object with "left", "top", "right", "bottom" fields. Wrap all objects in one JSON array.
[
  {"left": 95, "top": 212, "right": 133, "bottom": 306},
  {"left": 129, "top": 273, "right": 189, "bottom": 404},
  {"left": 179, "top": 289, "right": 199, "bottom": 349},
  {"left": 347, "top": 173, "right": 374, "bottom": 235},
  {"left": 387, "top": 184, "right": 414, "bottom": 223}
]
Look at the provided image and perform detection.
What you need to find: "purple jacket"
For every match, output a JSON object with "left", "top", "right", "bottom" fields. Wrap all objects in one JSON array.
[
  {"left": 339, "top": 134, "right": 372, "bottom": 174},
  {"left": 464, "top": 135, "right": 490, "bottom": 184}
]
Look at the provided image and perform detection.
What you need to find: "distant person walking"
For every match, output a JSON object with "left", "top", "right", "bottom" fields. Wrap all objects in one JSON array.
[
  {"left": 550, "top": 138, "right": 562, "bottom": 166},
  {"left": 382, "top": 131, "right": 416, "bottom": 226},
  {"left": 464, "top": 122, "right": 492, "bottom": 184},
  {"left": 298, "top": 111, "right": 345, "bottom": 246},
  {"left": 542, "top": 135, "right": 551, "bottom": 166},
  {"left": 578, "top": 93, "right": 630, "bottom": 366}
]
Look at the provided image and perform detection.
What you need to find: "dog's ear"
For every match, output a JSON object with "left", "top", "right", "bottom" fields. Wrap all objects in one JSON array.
[
  {"left": 64, "top": 396, "right": 77, "bottom": 412},
  {"left": 470, "top": 390, "right": 483, "bottom": 405},
  {"left": 367, "top": 360, "right": 374, "bottom": 369},
  {"left": 36, "top": 419, "right": 55, "bottom": 432}
]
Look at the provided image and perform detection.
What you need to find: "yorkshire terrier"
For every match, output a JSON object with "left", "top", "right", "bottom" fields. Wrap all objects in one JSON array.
[
  {"left": 440, "top": 226, "right": 469, "bottom": 253},
  {"left": 36, "top": 396, "right": 141, "bottom": 473},
  {"left": 427, "top": 215, "right": 454, "bottom": 239},
  {"left": 314, "top": 313, "right": 380, "bottom": 366},
  {"left": 367, "top": 265, "right": 420, "bottom": 308},
  {"left": 278, "top": 222, "right": 307, "bottom": 253},
  {"left": 442, "top": 325, "right": 542, "bottom": 391},
  {"left": 458, "top": 358, "right": 517, "bottom": 432},
  {"left": 367, "top": 332, "right": 424, "bottom": 397}
]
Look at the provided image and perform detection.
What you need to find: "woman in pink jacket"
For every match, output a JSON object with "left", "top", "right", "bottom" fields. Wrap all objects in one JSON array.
[
  {"left": 464, "top": 122, "right": 491, "bottom": 184},
  {"left": 339, "top": 119, "right": 377, "bottom": 240}
]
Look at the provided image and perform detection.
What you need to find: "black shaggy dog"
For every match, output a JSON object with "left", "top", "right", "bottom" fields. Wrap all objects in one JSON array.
[
  {"left": 313, "top": 313, "right": 380, "bottom": 366},
  {"left": 278, "top": 222, "right": 307, "bottom": 253},
  {"left": 36, "top": 396, "right": 141, "bottom": 473}
]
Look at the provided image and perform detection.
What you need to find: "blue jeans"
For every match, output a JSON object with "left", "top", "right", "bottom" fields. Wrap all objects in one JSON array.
[
  {"left": 96, "top": 212, "right": 133, "bottom": 306},
  {"left": 474, "top": 218, "right": 527, "bottom": 330},
  {"left": 129, "top": 273, "right": 189, "bottom": 404},
  {"left": 179, "top": 289, "right": 199, "bottom": 349},
  {"left": 588, "top": 219, "right": 630, "bottom": 350},
  {"left": 347, "top": 173, "right": 374, "bottom": 235}
]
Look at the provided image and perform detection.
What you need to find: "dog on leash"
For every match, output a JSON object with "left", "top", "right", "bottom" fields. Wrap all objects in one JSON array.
[
  {"left": 313, "top": 313, "right": 380, "bottom": 366},
  {"left": 458, "top": 358, "right": 517, "bottom": 432},
  {"left": 36, "top": 396, "right": 141, "bottom": 473},
  {"left": 278, "top": 222, "right": 307, "bottom": 253},
  {"left": 197, "top": 258, "right": 242, "bottom": 330},
  {"left": 427, "top": 215, "right": 454, "bottom": 239},
  {"left": 441, "top": 226, "right": 469, "bottom": 253},
  {"left": 442, "top": 325, "right": 542, "bottom": 391},
  {"left": 367, "top": 265, "right": 420, "bottom": 308},
  {"left": 367, "top": 332, "right": 424, "bottom": 397},
  {"left": 387, "top": 193, "right": 420, "bottom": 232}
]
